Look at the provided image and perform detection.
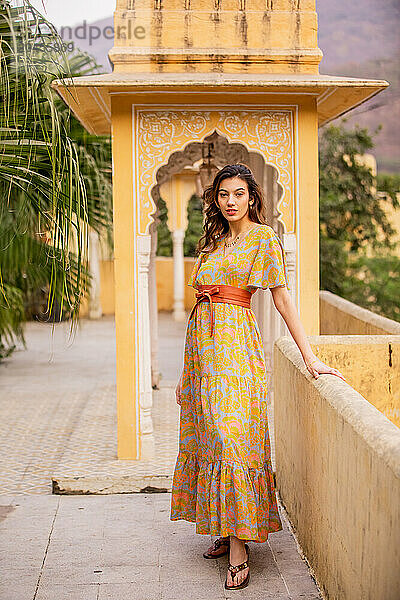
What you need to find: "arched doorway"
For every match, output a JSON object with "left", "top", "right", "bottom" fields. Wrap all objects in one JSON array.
[{"left": 149, "top": 131, "right": 296, "bottom": 388}]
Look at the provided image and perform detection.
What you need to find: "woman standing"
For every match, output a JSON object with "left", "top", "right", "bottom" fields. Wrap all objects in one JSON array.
[{"left": 169, "top": 164, "right": 344, "bottom": 590}]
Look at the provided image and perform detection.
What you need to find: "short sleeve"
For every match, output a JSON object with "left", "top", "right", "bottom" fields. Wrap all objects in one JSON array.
[
  {"left": 187, "top": 252, "right": 204, "bottom": 288},
  {"left": 247, "top": 227, "right": 288, "bottom": 290}
]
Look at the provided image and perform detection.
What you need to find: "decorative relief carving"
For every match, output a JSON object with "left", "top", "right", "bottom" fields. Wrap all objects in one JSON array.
[{"left": 136, "top": 108, "right": 294, "bottom": 235}]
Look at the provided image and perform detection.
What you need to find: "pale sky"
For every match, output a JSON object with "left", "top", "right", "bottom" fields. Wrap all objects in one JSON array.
[{"left": 30, "top": 0, "right": 115, "bottom": 28}]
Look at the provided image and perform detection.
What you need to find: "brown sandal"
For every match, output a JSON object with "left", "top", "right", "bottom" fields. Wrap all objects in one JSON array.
[
  {"left": 224, "top": 543, "right": 250, "bottom": 590},
  {"left": 203, "top": 536, "right": 230, "bottom": 559}
]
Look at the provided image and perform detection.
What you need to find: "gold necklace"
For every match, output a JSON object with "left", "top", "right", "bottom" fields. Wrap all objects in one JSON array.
[
  {"left": 224, "top": 233, "right": 241, "bottom": 248},
  {"left": 224, "top": 225, "right": 256, "bottom": 250}
]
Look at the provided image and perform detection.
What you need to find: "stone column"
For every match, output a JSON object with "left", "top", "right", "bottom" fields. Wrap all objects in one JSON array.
[
  {"left": 137, "top": 234, "right": 156, "bottom": 460},
  {"left": 149, "top": 221, "right": 160, "bottom": 389},
  {"left": 160, "top": 170, "right": 195, "bottom": 322},
  {"left": 252, "top": 234, "right": 297, "bottom": 379},
  {"left": 283, "top": 233, "right": 297, "bottom": 307},
  {"left": 88, "top": 229, "right": 102, "bottom": 319},
  {"left": 172, "top": 228, "right": 186, "bottom": 322}
]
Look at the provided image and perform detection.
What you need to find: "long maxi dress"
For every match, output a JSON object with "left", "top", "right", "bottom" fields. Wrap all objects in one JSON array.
[{"left": 169, "top": 223, "right": 287, "bottom": 543}]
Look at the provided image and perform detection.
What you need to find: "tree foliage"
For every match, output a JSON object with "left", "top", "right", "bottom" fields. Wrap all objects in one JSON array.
[
  {"left": 319, "top": 124, "right": 395, "bottom": 254},
  {"left": 347, "top": 254, "right": 400, "bottom": 322},
  {"left": 156, "top": 193, "right": 203, "bottom": 257},
  {"left": 183, "top": 194, "right": 203, "bottom": 257},
  {"left": 319, "top": 123, "right": 400, "bottom": 321},
  {"left": 0, "top": 0, "right": 113, "bottom": 358},
  {"left": 156, "top": 197, "right": 172, "bottom": 257}
]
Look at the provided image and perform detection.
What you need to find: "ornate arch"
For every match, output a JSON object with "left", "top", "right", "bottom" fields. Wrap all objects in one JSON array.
[
  {"left": 134, "top": 107, "right": 295, "bottom": 234},
  {"left": 150, "top": 131, "right": 251, "bottom": 209}
]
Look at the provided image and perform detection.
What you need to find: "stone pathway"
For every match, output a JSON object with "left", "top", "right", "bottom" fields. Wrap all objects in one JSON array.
[
  {"left": 0, "top": 315, "right": 185, "bottom": 495},
  {"left": 0, "top": 314, "right": 322, "bottom": 598},
  {"left": 0, "top": 315, "right": 277, "bottom": 495},
  {"left": 0, "top": 318, "right": 117, "bottom": 494},
  {"left": 0, "top": 494, "right": 321, "bottom": 600}
]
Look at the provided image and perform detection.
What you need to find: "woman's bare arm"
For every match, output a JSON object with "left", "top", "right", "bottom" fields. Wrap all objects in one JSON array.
[{"left": 270, "top": 286, "right": 345, "bottom": 381}]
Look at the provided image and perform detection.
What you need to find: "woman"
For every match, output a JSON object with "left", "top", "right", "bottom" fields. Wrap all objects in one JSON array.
[{"left": 169, "top": 163, "right": 344, "bottom": 590}]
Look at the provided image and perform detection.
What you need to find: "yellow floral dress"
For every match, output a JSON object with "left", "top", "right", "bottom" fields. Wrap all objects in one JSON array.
[{"left": 169, "top": 224, "right": 287, "bottom": 543}]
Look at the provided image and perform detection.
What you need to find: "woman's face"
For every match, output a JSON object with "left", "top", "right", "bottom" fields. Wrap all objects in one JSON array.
[{"left": 216, "top": 176, "right": 251, "bottom": 224}]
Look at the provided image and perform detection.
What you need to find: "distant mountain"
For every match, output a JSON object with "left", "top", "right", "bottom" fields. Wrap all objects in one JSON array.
[
  {"left": 62, "top": 2, "right": 399, "bottom": 172},
  {"left": 317, "top": 0, "right": 400, "bottom": 72},
  {"left": 59, "top": 17, "right": 113, "bottom": 72},
  {"left": 317, "top": 0, "right": 400, "bottom": 173},
  {"left": 319, "top": 56, "right": 399, "bottom": 173}
]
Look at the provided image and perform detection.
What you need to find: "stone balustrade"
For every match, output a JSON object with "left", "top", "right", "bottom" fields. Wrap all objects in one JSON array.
[{"left": 274, "top": 336, "right": 400, "bottom": 600}]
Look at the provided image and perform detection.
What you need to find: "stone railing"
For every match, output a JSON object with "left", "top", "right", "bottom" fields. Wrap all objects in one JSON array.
[
  {"left": 320, "top": 290, "right": 400, "bottom": 335},
  {"left": 273, "top": 336, "right": 400, "bottom": 600}
]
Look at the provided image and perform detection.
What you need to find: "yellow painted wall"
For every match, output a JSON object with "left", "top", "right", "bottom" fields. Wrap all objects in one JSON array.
[
  {"left": 79, "top": 259, "right": 115, "bottom": 318},
  {"left": 310, "top": 336, "right": 400, "bottom": 428},
  {"left": 156, "top": 257, "right": 196, "bottom": 311},
  {"left": 274, "top": 336, "right": 400, "bottom": 600},
  {"left": 99, "top": 260, "right": 115, "bottom": 315},
  {"left": 318, "top": 293, "right": 400, "bottom": 426},
  {"left": 80, "top": 256, "right": 195, "bottom": 317},
  {"left": 385, "top": 195, "right": 400, "bottom": 246},
  {"left": 79, "top": 293, "right": 89, "bottom": 318},
  {"left": 111, "top": 0, "right": 322, "bottom": 75}
]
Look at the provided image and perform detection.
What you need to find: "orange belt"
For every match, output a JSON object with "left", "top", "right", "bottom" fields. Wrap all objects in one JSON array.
[{"left": 188, "top": 284, "right": 253, "bottom": 337}]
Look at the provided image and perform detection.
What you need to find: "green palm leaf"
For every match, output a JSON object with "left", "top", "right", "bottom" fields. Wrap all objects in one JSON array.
[{"left": 0, "top": 0, "right": 113, "bottom": 359}]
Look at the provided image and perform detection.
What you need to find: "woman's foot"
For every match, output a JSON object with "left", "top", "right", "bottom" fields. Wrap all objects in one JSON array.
[
  {"left": 203, "top": 536, "right": 230, "bottom": 559},
  {"left": 225, "top": 537, "right": 250, "bottom": 589}
]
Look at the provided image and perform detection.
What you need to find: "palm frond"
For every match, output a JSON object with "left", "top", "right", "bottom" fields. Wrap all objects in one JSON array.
[{"left": 0, "top": 0, "right": 113, "bottom": 357}]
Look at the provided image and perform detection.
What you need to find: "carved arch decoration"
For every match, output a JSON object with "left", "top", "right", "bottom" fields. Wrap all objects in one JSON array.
[
  {"left": 135, "top": 107, "right": 295, "bottom": 235},
  {"left": 150, "top": 131, "right": 250, "bottom": 208}
]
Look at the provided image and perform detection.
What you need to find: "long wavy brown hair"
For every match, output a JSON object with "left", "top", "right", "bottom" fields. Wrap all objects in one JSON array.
[{"left": 196, "top": 163, "right": 268, "bottom": 257}]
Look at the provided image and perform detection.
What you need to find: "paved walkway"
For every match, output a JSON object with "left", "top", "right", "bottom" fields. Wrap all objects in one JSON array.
[
  {"left": 0, "top": 494, "right": 321, "bottom": 600},
  {"left": 0, "top": 315, "right": 322, "bottom": 599},
  {"left": 0, "top": 315, "right": 185, "bottom": 495},
  {"left": 0, "top": 317, "right": 118, "bottom": 494}
]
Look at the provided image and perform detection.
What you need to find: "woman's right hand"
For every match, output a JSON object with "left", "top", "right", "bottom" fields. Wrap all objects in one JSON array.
[{"left": 175, "top": 372, "right": 183, "bottom": 406}]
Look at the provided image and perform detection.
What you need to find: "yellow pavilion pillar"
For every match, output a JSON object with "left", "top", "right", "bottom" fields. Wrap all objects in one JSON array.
[
  {"left": 298, "top": 98, "right": 320, "bottom": 334},
  {"left": 111, "top": 95, "right": 155, "bottom": 459}
]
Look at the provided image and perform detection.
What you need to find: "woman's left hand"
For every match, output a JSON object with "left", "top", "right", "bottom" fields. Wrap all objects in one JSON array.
[{"left": 304, "top": 356, "right": 346, "bottom": 381}]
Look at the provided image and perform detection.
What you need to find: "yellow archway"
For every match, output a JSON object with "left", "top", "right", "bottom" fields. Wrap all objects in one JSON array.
[{"left": 136, "top": 107, "right": 296, "bottom": 235}]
